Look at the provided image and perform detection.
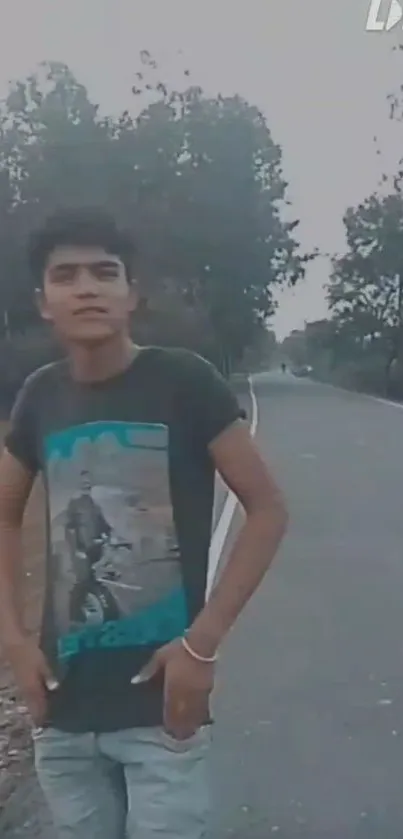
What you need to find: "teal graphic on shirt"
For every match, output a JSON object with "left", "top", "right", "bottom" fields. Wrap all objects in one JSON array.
[{"left": 44, "top": 421, "right": 187, "bottom": 662}]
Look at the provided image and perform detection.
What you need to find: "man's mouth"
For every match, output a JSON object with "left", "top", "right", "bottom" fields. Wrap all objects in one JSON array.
[{"left": 74, "top": 306, "right": 108, "bottom": 316}]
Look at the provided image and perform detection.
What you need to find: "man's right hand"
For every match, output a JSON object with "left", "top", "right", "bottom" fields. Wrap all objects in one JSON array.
[{"left": 5, "top": 637, "right": 58, "bottom": 725}]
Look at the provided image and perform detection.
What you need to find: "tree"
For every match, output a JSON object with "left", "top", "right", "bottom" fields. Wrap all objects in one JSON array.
[
  {"left": 0, "top": 63, "right": 119, "bottom": 331},
  {"left": 281, "top": 329, "right": 308, "bottom": 368},
  {"left": 120, "top": 61, "right": 315, "bottom": 370},
  {"left": 319, "top": 56, "right": 403, "bottom": 398},
  {"left": 329, "top": 192, "right": 403, "bottom": 389},
  {"left": 0, "top": 57, "right": 313, "bottom": 390},
  {"left": 240, "top": 325, "right": 277, "bottom": 371},
  {"left": 281, "top": 319, "right": 355, "bottom": 378}
]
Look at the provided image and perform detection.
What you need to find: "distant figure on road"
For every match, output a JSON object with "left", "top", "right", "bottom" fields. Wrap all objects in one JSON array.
[{"left": 281, "top": 362, "right": 287, "bottom": 374}]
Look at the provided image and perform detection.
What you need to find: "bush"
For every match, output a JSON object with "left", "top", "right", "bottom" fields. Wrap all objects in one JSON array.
[{"left": 321, "top": 352, "right": 395, "bottom": 398}]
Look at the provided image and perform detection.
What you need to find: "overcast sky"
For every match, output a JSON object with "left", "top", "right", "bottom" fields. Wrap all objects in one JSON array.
[{"left": 1, "top": 0, "right": 403, "bottom": 337}]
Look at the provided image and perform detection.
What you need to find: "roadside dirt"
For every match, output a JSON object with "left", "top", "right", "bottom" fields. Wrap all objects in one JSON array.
[{"left": 0, "top": 425, "right": 45, "bottom": 808}]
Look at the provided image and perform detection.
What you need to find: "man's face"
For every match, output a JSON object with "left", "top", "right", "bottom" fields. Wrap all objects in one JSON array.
[
  {"left": 80, "top": 474, "right": 92, "bottom": 494},
  {"left": 38, "top": 245, "right": 137, "bottom": 344}
]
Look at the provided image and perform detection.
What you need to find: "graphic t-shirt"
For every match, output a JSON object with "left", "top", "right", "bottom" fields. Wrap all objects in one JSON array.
[{"left": 5, "top": 348, "right": 241, "bottom": 732}]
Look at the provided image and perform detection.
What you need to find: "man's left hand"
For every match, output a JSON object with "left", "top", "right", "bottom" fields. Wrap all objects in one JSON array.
[{"left": 131, "top": 640, "right": 215, "bottom": 740}]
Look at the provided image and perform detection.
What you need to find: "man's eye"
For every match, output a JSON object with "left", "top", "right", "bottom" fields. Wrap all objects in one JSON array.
[
  {"left": 53, "top": 269, "right": 75, "bottom": 283},
  {"left": 98, "top": 269, "right": 119, "bottom": 280}
]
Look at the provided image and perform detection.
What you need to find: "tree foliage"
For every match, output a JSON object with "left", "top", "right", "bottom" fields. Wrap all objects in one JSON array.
[
  {"left": 297, "top": 60, "right": 403, "bottom": 399},
  {"left": 282, "top": 320, "right": 340, "bottom": 377},
  {"left": 328, "top": 192, "right": 403, "bottom": 392},
  {"left": 0, "top": 57, "right": 312, "bottom": 392}
]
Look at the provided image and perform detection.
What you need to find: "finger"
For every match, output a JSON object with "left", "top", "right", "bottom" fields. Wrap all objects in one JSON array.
[
  {"left": 165, "top": 690, "right": 208, "bottom": 739},
  {"left": 131, "top": 653, "right": 162, "bottom": 685},
  {"left": 30, "top": 706, "right": 46, "bottom": 727},
  {"left": 39, "top": 659, "right": 59, "bottom": 691},
  {"left": 165, "top": 710, "right": 198, "bottom": 740},
  {"left": 191, "top": 691, "right": 210, "bottom": 723},
  {"left": 25, "top": 685, "right": 47, "bottom": 725},
  {"left": 165, "top": 725, "right": 197, "bottom": 741},
  {"left": 164, "top": 689, "right": 191, "bottom": 737},
  {"left": 45, "top": 677, "right": 59, "bottom": 691}
]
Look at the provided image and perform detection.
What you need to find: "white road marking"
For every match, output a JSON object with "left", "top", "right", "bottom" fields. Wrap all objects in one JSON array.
[
  {"left": 372, "top": 395, "right": 403, "bottom": 410},
  {"left": 206, "top": 375, "right": 258, "bottom": 598},
  {"left": 318, "top": 379, "right": 403, "bottom": 413}
]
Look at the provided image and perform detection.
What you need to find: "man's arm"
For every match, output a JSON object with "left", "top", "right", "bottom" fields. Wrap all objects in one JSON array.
[
  {"left": 0, "top": 448, "right": 34, "bottom": 646},
  {"left": 187, "top": 420, "right": 288, "bottom": 657},
  {"left": 0, "top": 448, "right": 58, "bottom": 722},
  {"left": 137, "top": 417, "right": 288, "bottom": 739},
  {"left": 94, "top": 504, "right": 112, "bottom": 537},
  {"left": 65, "top": 500, "right": 78, "bottom": 553},
  {"left": 133, "top": 353, "right": 288, "bottom": 738}
]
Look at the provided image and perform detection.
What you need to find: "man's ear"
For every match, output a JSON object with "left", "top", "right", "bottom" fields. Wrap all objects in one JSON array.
[
  {"left": 35, "top": 287, "right": 52, "bottom": 322},
  {"left": 128, "top": 281, "right": 139, "bottom": 313}
]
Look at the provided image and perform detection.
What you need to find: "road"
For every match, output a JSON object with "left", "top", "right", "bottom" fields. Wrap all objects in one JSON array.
[
  {"left": 2, "top": 372, "right": 403, "bottom": 837},
  {"left": 212, "top": 372, "right": 403, "bottom": 838}
]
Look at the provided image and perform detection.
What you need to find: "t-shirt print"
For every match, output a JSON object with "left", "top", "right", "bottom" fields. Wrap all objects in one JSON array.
[{"left": 45, "top": 420, "right": 188, "bottom": 666}]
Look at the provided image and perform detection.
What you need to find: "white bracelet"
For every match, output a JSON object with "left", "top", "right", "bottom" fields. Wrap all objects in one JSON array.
[{"left": 181, "top": 636, "right": 219, "bottom": 663}]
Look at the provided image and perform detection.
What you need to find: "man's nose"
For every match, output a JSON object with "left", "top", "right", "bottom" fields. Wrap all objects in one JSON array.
[{"left": 74, "top": 268, "right": 99, "bottom": 295}]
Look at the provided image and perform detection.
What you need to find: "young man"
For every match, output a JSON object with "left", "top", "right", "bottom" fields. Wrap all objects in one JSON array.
[{"left": 0, "top": 208, "right": 288, "bottom": 839}]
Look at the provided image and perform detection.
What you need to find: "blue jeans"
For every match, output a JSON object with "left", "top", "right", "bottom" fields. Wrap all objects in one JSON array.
[{"left": 33, "top": 725, "right": 211, "bottom": 838}]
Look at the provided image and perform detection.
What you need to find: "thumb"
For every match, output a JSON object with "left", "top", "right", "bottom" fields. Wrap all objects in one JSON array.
[
  {"left": 131, "top": 651, "right": 163, "bottom": 685},
  {"left": 39, "top": 655, "right": 59, "bottom": 692}
]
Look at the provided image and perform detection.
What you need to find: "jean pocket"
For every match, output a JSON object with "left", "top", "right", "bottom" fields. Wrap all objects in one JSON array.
[{"left": 159, "top": 726, "right": 211, "bottom": 753}]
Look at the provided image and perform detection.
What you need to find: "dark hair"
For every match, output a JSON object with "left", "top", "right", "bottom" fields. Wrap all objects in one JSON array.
[{"left": 27, "top": 207, "right": 136, "bottom": 285}]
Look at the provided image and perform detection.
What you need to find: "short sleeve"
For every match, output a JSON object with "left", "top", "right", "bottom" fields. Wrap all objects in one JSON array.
[
  {"left": 179, "top": 353, "right": 243, "bottom": 447},
  {"left": 4, "top": 378, "right": 39, "bottom": 474}
]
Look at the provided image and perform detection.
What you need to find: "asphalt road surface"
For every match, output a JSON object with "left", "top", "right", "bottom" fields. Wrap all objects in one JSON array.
[
  {"left": 212, "top": 372, "right": 403, "bottom": 838},
  {"left": 3, "top": 372, "right": 403, "bottom": 837}
]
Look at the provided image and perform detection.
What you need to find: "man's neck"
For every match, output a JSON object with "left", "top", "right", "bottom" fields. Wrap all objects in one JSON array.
[{"left": 67, "top": 335, "right": 139, "bottom": 383}]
